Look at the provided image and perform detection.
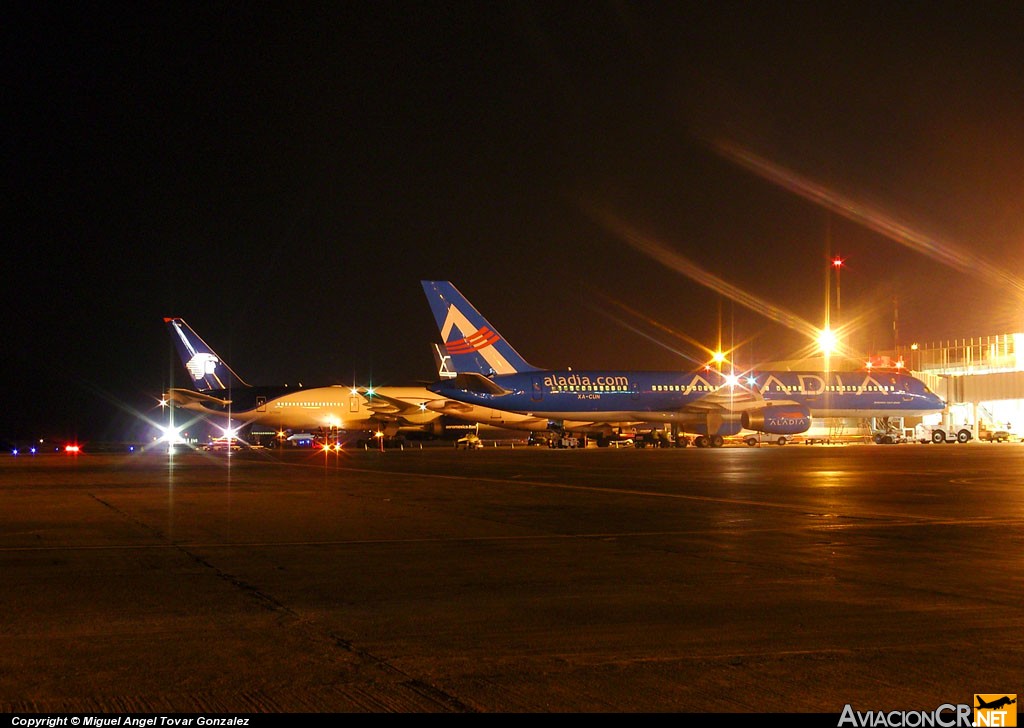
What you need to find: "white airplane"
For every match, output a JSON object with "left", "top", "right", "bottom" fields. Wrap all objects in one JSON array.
[{"left": 163, "top": 317, "right": 545, "bottom": 441}]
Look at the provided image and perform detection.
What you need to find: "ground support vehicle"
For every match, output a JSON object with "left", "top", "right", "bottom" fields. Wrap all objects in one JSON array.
[
  {"left": 455, "top": 433, "right": 482, "bottom": 449},
  {"left": 978, "top": 424, "right": 1011, "bottom": 442},
  {"left": 915, "top": 423, "right": 974, "bottom": 444}
]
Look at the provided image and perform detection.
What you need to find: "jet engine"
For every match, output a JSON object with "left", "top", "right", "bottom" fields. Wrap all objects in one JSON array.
[{"left": 741, "top": 405, "right": 811, "bottom": 435}]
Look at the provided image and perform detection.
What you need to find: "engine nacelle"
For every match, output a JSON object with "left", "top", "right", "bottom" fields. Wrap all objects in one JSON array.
[{"left": 741, "top": 405, "right": 811, "bottom": 435}]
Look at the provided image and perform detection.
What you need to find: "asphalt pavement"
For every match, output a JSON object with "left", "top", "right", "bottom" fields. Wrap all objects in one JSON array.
[{"left": 0, "top": 442, "right": 1021, "bottom": 713}]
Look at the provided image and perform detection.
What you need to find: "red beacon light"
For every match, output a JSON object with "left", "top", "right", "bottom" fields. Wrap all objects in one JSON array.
[{"left": 64, "top": 443, "right": 81, "bottom": 454}]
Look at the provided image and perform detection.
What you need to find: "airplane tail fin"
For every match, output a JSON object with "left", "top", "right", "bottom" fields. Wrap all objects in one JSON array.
[
  {"left": 432, "top": 342, "right": 457, "bottom": 379},
  {"left": 421, "top": 281, "right": 539, "bottom": 375},
  {"left": 164, "top": 317, "right": 249, "bottom": 392}
]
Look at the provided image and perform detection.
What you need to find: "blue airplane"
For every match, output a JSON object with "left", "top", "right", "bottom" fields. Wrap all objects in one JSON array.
[{"left": 421, "top": 281, "right": 947, "bottom": 447}]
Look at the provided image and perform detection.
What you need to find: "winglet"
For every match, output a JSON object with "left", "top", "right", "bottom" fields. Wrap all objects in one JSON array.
[{"left": 421, "top": 281, "right": 539, "bottom": 375}]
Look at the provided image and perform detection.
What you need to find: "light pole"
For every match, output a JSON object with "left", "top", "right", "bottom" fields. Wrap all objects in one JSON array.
[{"left": 832, "top": 256, "right": 844, "bottom": 326}]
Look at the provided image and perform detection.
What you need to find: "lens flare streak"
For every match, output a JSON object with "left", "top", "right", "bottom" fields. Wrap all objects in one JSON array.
[{"left": 710, "top": 139, "right": 1024, "bottom": 299}]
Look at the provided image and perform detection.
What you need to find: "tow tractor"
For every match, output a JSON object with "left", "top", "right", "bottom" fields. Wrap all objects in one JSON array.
[{"left": 914, "top": 422, "right": 974, "bottom": 444}]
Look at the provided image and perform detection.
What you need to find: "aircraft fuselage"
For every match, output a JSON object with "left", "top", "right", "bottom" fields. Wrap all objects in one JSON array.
[{"left": 428, "top": 368, "right": 946, "bottom": 421}]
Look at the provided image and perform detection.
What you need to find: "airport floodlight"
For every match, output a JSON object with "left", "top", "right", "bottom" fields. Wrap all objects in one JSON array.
[
  {"left": 817, "top": 327, "right": 837, "bottom": 355},
  {"left": 157, "top": 424, "right": 186, "bottom": 445}
]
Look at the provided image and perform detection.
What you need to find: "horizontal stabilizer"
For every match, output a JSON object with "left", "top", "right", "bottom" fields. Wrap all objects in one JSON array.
[
  {"left": 165, "top": 388, "right": 232, "bottom": 407},
  {"left": 452, "top": 372, "right": 512, "bottom": 396}
]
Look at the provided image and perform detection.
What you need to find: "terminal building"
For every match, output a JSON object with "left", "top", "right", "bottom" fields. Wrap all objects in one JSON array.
[
  {"left": 765, "top": 331, "right": 1024, "bottom": 443},
  {"left": 902, "top": 333, "right": 1024, "bottom": 436}
]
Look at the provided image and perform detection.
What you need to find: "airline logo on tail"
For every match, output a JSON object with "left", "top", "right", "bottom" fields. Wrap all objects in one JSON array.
[
  {"left": 446, "top": 326, "right": 500, "bottom": 354},
  {"left": 439, "top": 303, "right": 519, "bottom": 375},
  {"left": 169, "top": 318, "right": 225, "bottom": 386},
  {"left": 165, "top": 317, "right": 243, "bottom": 391},
  {"left": 185, "top": 353, "right": 221, "bottom": 382}
]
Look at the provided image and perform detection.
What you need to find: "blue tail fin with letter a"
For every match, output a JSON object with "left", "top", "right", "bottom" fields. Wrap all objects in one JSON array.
[
  {"left": 421, "top": 281, "right": 539, "bottom": 375},
  {"left": 164, "top": 317, "right": 249, "bottom": 392}
]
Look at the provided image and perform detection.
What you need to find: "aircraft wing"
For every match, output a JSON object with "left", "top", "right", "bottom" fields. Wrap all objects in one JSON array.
[
  {"left": 424, "top": 399, "right": 476, "bottom": 415},
  {"left": 667, "top": 387, "right": 802, "bottom": 421},
  {"left": 165, "top": 388, "right": 232, "bottom": 407},
  {"left": 357, "top": 390, "right": 430, "bottom": 418},
  {"left": 450, "top": 372, "right": 512, "bottom": 396},
  {"left": 672, "top": 387, "right": 802, "bottom": 415}
]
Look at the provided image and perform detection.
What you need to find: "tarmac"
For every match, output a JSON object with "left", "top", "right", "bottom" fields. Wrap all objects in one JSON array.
[{"left": 0, "top": 442, "right": 1021, "bottom": 713}]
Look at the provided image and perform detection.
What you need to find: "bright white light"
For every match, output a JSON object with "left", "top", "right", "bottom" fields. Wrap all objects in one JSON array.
[
  {"left": 818, "top": 327, "right": 837, "bottom": 355},
  {"left": 157, "top": 424, "right": 187, "bottom": 444},
  {"left": 723, "top": 374, "right": 739, "bottom": 387}
]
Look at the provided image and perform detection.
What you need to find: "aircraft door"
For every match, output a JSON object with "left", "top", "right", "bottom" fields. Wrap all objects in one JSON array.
[
  {"left": 256, "top": 396, "right": 266, "bottom": 413},
  {"left": 531, "top": 377, "right": 544, "bottom": 402}
]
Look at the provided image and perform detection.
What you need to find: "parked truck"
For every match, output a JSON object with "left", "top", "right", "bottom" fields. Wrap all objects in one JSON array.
[{"left": 977, "top": 423, "right": 1011, "bottom": 442}]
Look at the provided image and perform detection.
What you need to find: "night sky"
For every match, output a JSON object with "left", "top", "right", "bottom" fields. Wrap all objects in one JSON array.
[{"left": 5, "top": 3, "right": 1023, "bottom": 442}]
